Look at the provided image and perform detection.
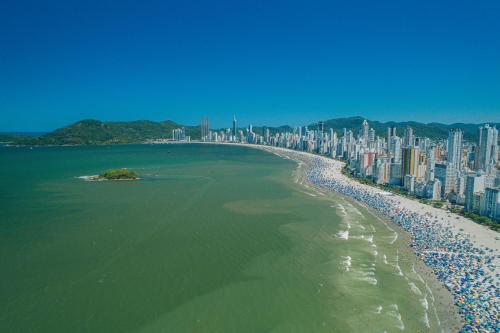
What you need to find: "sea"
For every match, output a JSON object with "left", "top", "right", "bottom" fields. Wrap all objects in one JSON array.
[{"left": 0, "top": 143, "right": 451, "bottom": 332}]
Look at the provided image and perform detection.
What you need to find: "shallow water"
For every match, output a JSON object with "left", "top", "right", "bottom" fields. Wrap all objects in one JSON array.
[{"left": 0, "top": 144, "right": 445, "bottom": 332}]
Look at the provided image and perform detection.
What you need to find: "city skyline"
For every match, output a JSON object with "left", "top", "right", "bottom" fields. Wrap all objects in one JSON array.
[
  {"left": 1, "top": 0, "right": 500, "bottom": 131},
  {"left": 188, "top": 115, "right": 499, "bottom": 222}
]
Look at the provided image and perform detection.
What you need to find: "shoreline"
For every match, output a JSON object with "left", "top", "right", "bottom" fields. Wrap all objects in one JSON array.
[
  {"left": 273, "top": 145, "right": 463, "bottom": 332},
  {"left": 238, "top": 143, "right": 499, "bottom": 333}
]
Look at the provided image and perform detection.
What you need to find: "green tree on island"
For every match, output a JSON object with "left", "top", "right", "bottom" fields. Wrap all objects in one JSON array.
[{"left": 100, "top": 168, "right": 138, "bottom": 180}]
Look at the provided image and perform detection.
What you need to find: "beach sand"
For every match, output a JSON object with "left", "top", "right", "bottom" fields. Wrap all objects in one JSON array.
[{"left": 242, "top": 143, "right": 498, "bottom": 332}]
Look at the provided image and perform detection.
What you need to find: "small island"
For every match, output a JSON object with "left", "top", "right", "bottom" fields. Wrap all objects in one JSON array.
[
  {"left": 79, "top": 168, "right": 140, "bottom": 181},
  {"left": 101, "top": 168, "right": 139, "bottom": 180}
]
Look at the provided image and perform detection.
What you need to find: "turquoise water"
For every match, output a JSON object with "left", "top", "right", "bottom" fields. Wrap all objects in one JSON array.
[{"left": 0, "top": 144, "right": 447, "bottom": 332}]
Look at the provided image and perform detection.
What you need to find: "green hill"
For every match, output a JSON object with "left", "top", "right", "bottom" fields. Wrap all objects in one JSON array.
[
  {"left": 319, "top": 117, "right": 499, "bottom": 142},
  {"left": 6, "top": 119, "right": 200, "bottom": 145},
  {"left": 2, "top": 116, "right": 498, "bottom": 146},
  {"left": 253, "top": 116, "right": 499, "bottom": 143}
]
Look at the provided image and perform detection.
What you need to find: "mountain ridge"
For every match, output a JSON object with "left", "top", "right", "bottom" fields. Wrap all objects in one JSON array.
[{"left": 1, "top": 116, "right": 498, "bottom": 145}]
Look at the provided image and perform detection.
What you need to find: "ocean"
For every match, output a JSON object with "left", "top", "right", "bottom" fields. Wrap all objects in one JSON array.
[{"left": 0, "top": 143, "right": 450, "bottom": 332}]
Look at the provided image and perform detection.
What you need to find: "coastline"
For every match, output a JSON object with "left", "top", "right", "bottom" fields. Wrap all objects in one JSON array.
[{"left": 237, "top": 143, "right": 499, "bottom": 333}]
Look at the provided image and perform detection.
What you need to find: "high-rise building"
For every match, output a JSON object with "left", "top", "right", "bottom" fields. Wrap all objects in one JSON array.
[
  {"left": 232, "top": 115, "right": 237, "bottom": 142},
  {"left": 447, "top": 129, "right": 463, "bottom": 170},
  {"left": 362, "top": 120, "right": 369, "bottom": 146},
  {"left": 368, "top": 128, "right": 375, "bottom": 144},
  {"left": 390, "top": 136, "right": 402, "bottom": 163},
  {"left": 318, "top": 121, "right": 324, "bottom": 133},
  {"left": 401, "top": 147, "right": 420, "bottom": 178},
  {"left": 465, "top": 174, "right": 485, "bottom": 211},
  {"left": 201, "top": 116, "right": 210, "bottom": 142},
  {"left": 172, "top": 127, "right": 186, "bottom": 141},
  {"left": 387, "top": 127, "right": 397, "bottom": 156},
  {"left": 403, "top": 126, "right": 414, "bottom": 147},
  {"left": 435, "top": 163, "right": 457, "bottom": 197},
  {"left": 476, "top": 124, "right": 498, "bottom": 174},
  {"left": 480, "top": 188, "right": 500, "bottom": 220}
]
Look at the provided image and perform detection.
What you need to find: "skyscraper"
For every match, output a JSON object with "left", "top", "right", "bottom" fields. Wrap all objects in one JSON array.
[
  {"left": 232, "top": 115, "right": 237, "bottom": 142},
  {"left": 318, "top": 121, "right": 324, "bottom": 133},
  {"left": 403, "top": 126, "right": 414, "bottom": 147},
  {"left": 476, "top": 124, "right": 498, "bottom": 174},
  {"left": 201, "top": 116, "right": 210, "bottom": 142},
  {"left": 362, "top": 120, "right": 369, "bottom": 146},
  {"left": 447, "top": 129, "right": 463, "bottom": 170},
  {"left": 465, "top": 174, "right": 485, "bottom": 211},
  {"left": 401, "top": 147, "right": 420, "bottom": 178},
  {"left": 387, "top": 126, "right": 397, "bottom": 156}
]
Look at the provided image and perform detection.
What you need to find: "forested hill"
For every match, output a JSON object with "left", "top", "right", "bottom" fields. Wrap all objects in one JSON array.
[
  {"left": 1, "top": 117, "right": 498, "bottom": 146},
  {"left": 313, "top": 116, "right": 499, "bottom": 143},
  {"left": 1, "top": 119, "right": 200, "bottom": 145},
  {"left": 251, "top": 117, "right": 498, "bottom": 143}
]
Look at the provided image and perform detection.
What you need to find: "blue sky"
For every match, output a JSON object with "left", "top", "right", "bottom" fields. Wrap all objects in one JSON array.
[{"left": 1, "top": 0, "right": 499, "bottom": 131}]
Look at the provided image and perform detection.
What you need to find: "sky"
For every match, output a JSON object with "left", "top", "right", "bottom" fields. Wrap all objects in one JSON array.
[{"left": 1, "top": 0, "right": 499, "bottom": 131}]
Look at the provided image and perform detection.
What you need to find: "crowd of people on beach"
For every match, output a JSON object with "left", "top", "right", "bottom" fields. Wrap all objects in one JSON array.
[{"left": 296, "top": 154, "right": 500, "bottom": 333}]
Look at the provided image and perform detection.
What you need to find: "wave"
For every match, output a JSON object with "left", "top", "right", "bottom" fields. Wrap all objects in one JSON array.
[
  {"left": 336, "top": 230, "right": 349, "bottom": 240},
  {"left": 408, "top": 282, "right": 423, "bottom": 296},
  {"left": 341, "top": 256, "right": 352, "bottom": 271}
]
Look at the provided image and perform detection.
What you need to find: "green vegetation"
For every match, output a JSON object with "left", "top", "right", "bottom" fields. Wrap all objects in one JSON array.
[
  {"left": 317, "top": 116, "right": 499, "bottom": 143},
  {"left": 0, "top": 133, "right": 39, "bottom": 145},
  {"left": 2, "top": 119, "right": 201, "bottom": 146},
  {"left": 100, "top": 168, "right": 138, "bottom": 180},
  {"left": 39, "top": 119, "right": 201, "bottom": 145},
  {"left": 418, "top": 198, "right": 444, "bottom": 208},
  {"left": 447, "top": 206, "right": 500, "bottom": 232},
  {"left": 4, "top": 116, "right": 498, "bottom": 146}
]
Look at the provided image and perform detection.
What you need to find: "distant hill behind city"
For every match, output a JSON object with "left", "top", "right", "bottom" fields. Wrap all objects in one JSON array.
[{"left": 1, "top": 116, "right": 498, "bottom": 146}]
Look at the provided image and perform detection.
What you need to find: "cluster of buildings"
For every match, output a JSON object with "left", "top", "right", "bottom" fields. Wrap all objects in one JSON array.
[
  {"left": 201, "top": 115, "right": 500, "bottom": 221},
  {"left": 172, "top": 127, "right": 190, "bottom": 142}
]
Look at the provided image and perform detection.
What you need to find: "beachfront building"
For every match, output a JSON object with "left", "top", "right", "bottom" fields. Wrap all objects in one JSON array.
[
  {"left": 447, "top": 129, "right": 463, "bottom": 170},
  {"left": 232, "top": 115, "right": 237, "bottom": 142},
  {"left": 480, "top": 187, "right": 500, "bottom": 220},
  {"left": 403, "top": 126, "right": 414, "bottom": 147},
  {"left": 435, "top": 163, "right": 457, "bottom": 198},
  {"left": 476, "top": 124, "right": 498, "bottom": 175},
  {"left": 172, "top": 127, "right": 188, "bottom": 141},
  {"left": 201, "top": 116, "right": 210, "bottom": 142},
  {"left": 239, "top": 119, "right": 498, "bottom": 218}
]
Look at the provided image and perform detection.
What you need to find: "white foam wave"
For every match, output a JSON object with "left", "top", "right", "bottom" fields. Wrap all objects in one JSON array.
[
  {"left": 389, "top": 232, "right": 398, "bottom": 244},
  {"left": 387, "top": 304, "right": 405, "bottom": 331},
  {"left": 419, "top": 297, "right": 428, "bottom": 310},
  {"left": 422, "top": 312, "right": 430, "bottom": 328},
  {"left": 341, "top": 256, "right": 352, "bottom": 271},
  {"left": 408, "top": 282, "right": 423, "bottom": 296},
  {"left": 337, "top": 230, "right": 349, "bottom": 240}
]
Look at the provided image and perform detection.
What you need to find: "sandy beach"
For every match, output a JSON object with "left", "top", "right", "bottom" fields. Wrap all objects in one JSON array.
[{"left": 242, "top": 143, "right": 499, "bottom": 333}]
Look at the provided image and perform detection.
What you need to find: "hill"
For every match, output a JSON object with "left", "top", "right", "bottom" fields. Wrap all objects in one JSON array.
[
  {"left": 1, "top": 119, "right": 200, "bottom": 145},
  {"left": 253, "top": 117, "right": 499, "bottom": 143},
  {"left": 321, "top": 117, "right": 499, "bottom": 142},
  {"left": 2, "top": 116, "right": 498, "bottom": 146}
]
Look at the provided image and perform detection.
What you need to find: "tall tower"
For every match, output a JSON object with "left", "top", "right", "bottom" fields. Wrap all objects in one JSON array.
[
  {"left": 201, "top": 116, "right": 210, "bottom": 142},
  {"left": 232, "top": 115, "right": 237, "bottom": 142},
  {"left": 447, "top": 129, "right": 463, "bottom": 170},
  {"left": 318, "top": 121, "right": 324, "bottom": 133},
  {"left": 387, "top": 126, "right": 397, "bottom": 157},
  {"left": 476, "top": 124, "right": 498, "bottom": 174},
  {"left": 403, "top": 126, "right": 414, "bottom": 147},
  {"left": 362, "top": 120, "right": 369, "bottom": 146}
]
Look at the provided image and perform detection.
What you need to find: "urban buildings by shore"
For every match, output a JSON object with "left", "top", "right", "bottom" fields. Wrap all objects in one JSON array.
[{"left": 199, "top": 116, "right": 500, "bottom": 224}]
